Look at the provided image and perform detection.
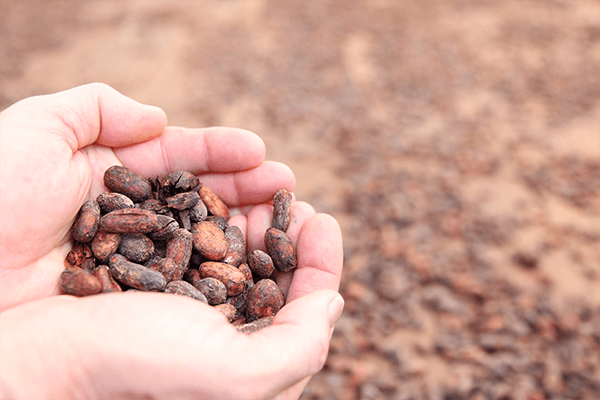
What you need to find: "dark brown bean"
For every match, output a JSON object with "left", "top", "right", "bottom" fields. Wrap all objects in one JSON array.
[
  {"left": 166, "top": 191, "right": 200, "bottom": 210},
  {"left": 93, "top": 265, "right": 122, "bottom": 293},
  {"left": 247, "top": 249, "right": 275, "bottom": 278},
  {"left": 199, "top": 261, "right": 246, "bottom": 296},
  {"left": 109, "top": 254, "right": 166, "bottom": 291},
  {"left": 192, "top": 221, "right": 228, "bottom": 261},
  {"left": 72, "top": 200, "right": 101, "bottom": 243},
  {"left": 65, "top": 242, "right": 94, "bottom": 269},
  {"left": 189, "top": 200, "right": 208, "bottom": 222},
  {"left": 164, "top": 280, "right": 208, "bottom": 303},
  {"left": 166, "top": 229, "right": 193, "bottom": 278},
  {"left": 161, "top": 171, "right": 200, "bottom": 196},
  {"left": 138, "top": 199, "right": 172, "bottom": 216},
  {"left": 223, "top": 225, "right": 246, "bottom": 267},
  {"left": 245, "top": 279, "right": 285, "bottom": 322},
  {"left": 104, "top": 165, "right": 152, "bottom": 203},
  {"left": 193, "top": 277, "right": 227, "bottom": 305},
  {"left": 198, "top": 186, "right": 229, "bottom": 219},
  {"left": 96, "top": 192, "right": 134, "bottom": 214},
  {"left": 101, "top": 208, "right": 159, "bottom": 234},
  {"left": 118, "top": 233, "right": 154, "bottom": 263},
  {"left": 59, "top": 268, "right": 102, "bottom": 296},
  {"left": 272, "top": 188, "right": 292, "bottom": 232},
  {"left": 147, "top": 215, "right": 179, "bottom": 241},
  {"left": 91, "top": 229, "right": 121, "bottom": 263},
  {"left": 264, "top": 227, "right": 297, "bottom": 272}
]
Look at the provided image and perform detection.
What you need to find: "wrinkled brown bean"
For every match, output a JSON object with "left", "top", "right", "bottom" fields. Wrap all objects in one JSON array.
[
  {"left": 246, "top": 279, "right": 285, "bottom": 322},
  {"left": 199, "top": 186, "right": 229, "bottom": 219},
  {"left": 96, "top": 192, "right": 134, "bottom": 214},
  {"left": 238, "top": 263, "right": 254, "bottom": 290},
  {"left": 166, "top": 191, "right": 200, "bottom": 211},
  {"left": 147, "top": 215, "right": 179, "bottom": 241},
  {"left": 118, "top": 233, "right": 154, "bottom": 263},
  {"left": 60, "top": 267, "right": 102, "bottom": 296},
  {"left": 214, "top": 303, "right": 237, "bottom": 322},
  {"left": 101, "top": 208, "right": 159, "bottom": 234},
  {"left": 91, "top": 229, "right": 121, "bottom": 263},
  {"left": 138, "top": 199, "right": 172, "bottom": 216},
  {"left": 189, "top": 200, "right": 208, "bottom": 222},
  {"left": 199, "top": 261, "right": 246, "bottom": 296},
  {"left": 104, "top": 165, "right": 152, "bottom": 203},
  {"left": 223, "top": 226, "right": 246, "bottom": 267},
  {"left": 272, "top": 188, "right": 292, "bottom": 232},
  {"left": 72, "top": 200, "right": 101, "bottom": 243},
  {"left": 193, "top": 277, "right": 227, "bottom": 305},
  {"left": 264, "top": 227, "right": 297, "bottom": 272},
  {"left": 161, "top": 171, "right": 200, "bottom": 196},
  {"left": 247, "top": 250, "right": 275, "bottom": 279},
  {"left": 166, "top": 229, "right": 193, "bottom": 278},
  {"left": 66, "top": 242, "right": 94, "bottom": 269},
  {"left": 192, "top": 221, "right": 228, "bottom": 261},
  {"left": 164, "top": 280, "right": 208, "bottom": 303},
  {"left": 93, "top": 265, "right": 122, "bottom": 293},
  {"left": 109, "top": 254, "right": 166, "bottom": 291},
  {"left": 236, "top": 317, "right": 274, "bottom": 334}
]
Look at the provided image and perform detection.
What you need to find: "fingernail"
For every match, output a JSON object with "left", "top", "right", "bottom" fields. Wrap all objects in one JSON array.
[{"left": 328, "top": 293, "right": 345, "bottom": 327}]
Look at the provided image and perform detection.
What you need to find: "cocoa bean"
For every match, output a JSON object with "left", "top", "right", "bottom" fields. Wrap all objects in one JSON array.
[
  {"left": 109, "top": 254, "right": 166, "bottom": 291},
  {"left": 166, "top": 229, "right": 193, "bottom": 277},
  {"left": 247, "top": 249, "right": 275, "bottom": 278},
  {"left": 72, "top": 200, "right": 101, "bottom": 243},
  {"left": 164, "top": 280, "right": 208, "bottom": 303},
  {"left": 272, "top": 188, "right": 292, "bottom": 232},
  {"left": 199, "top": 261, "right": 246, "bottom": 296},
  {"left": 189, "top": 200, "right": 208, "bottom": 222},
  {"left": 91, "top": 229, "right": 121, "bottom": 263},
  {"left": 198, "top": 186, "right": 229, "bottom": 219},
  {"left": 59, "top": 267, "right": 102, "bottom": 296},
  {"left": 147, "top": 215, "right": 179, "bottom": 241},
  {"left": 101, "top": 208, "right": 159, "bottom": 234},
  {"left": 238, "top": 263, "right": 254, "bottom": 290},
  {"left": 161, "top": 171, "right": 200, "bottom": 196},
  {"left": 192, "top": 221, "right": 228, "bottom": 261},
  {"left": 66, "top": 242, "right": 94, "bottom": 269},
  {"left": 206, "top": 215, "right": 228, "bottom": 231},
  {"left": 192, "top": 277, "right": 227, "bottom": 305},
  {"left": 157, "top": 257, "right": 181, "bottom": 282},
  {"left": 246, "top": 279, "right": 285, "bottom": 322},
  {"left": 264, "top": 227, "right": 297, "bottom": 272},
  {"left": 118, "top": 233, "right": 154, "bottom": 263},
  {"left": 103, "top": 165, "right": 152, "bottom": 203},
  {"left": 138, "top": 199, "right": 172, "bottom": 216},
  {"left": 93, "top": 265, "right": 122, "bottom": 293},
  {"left": 223, "top": 225, "right": 245, "bottom": 267},
  {"left": 96, "top": 192, "right": 134, "bottom": 214},
  {"left": 166, "top": 191, "right": 200, "bottom": 211}
]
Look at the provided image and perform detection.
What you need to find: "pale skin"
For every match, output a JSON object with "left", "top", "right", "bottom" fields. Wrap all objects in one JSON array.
[{"left": 0, "top": 83, "right": 344, "bottom": 400}]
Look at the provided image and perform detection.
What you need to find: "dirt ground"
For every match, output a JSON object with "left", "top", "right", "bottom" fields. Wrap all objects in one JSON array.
[{"left": 1, "top": 1, "right": 600, "bottom": 399}]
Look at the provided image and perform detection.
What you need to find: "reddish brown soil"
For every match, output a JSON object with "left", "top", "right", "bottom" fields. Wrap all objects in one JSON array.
[{"left": 2, "top": 1, "right": 599, "bottom": 399}]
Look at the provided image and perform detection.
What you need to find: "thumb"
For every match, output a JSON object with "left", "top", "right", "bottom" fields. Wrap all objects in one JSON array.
[
  {"left": 237, "top": 289, "right": 345, "bottom": 399},
  {"left": 21, "top": 82, "right": 167, "bottom": 149}
]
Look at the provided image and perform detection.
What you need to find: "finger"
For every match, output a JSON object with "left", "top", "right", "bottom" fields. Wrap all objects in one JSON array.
[
  {"left": 33, "top": 82, "right": 167, "bottom": 150},
  {"left": 286, "top": 214, "right": 344, "bottom": 303},
  {"left": 237, "top": 289, "right": 344, "bottom": 399},
  {"left": 113, "top": 126, "right": 266, "bottom": 177}
]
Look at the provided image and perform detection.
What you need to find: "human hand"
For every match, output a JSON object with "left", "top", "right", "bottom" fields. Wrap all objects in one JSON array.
[{"left": 0, "top": 83, "right": 344, "bottom": 399}]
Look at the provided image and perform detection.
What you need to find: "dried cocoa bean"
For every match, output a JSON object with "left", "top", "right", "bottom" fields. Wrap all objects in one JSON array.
[
  {"left": 166, "top": 229, "right": 193, "bottom": 277},
  {"left": 215, "top": 303, "right": 237, "bottom": 322},
  {"left": 206, "top": 215, "right": 228, "bottom": 231},
  {"left": 157, "top": 257, "right": 181, "bottom": 282},
  {"left": 199, "top": 261, "right": 246, "bottom": 296},
  {"left": 198, "top": 186, "right": 229, "bottom": 219},
  {"left": 91, "top": 229, "right": 121, "bottom": 263},
  {"left": 264, "top": 227, "right": 297, "bottom": 272},
  {"left": 192, "top": 221, "right": 228, "bottom": 261},
  {"left": 236, "top": 317, "right": 274, "bottom": 334},
  {"left": 147, "top": 215, "right": 179, "bottom": 241},
  {"left": 161, "top": 171, "right": 200, "bottom": 196},
  {"left": 245, "top": 279, "right": 285, "bottom": 322},
  {"left": 238, "top": 263, "right": 254, "bottom": 290},
  {"left": 192, "top": 277, "right": 227, "bottom": 305},
  {"left": 118, "top": 233, "right": 154, "bottom": 263},
  {"left": 66, "top": 242, "right": 94, "bottom": 269},
  {"left": 93, "top": 265, "right": 122, "bottom": 293},
  {"left": 166, "top": 191, "right": 200, "bottom": 210},
  {"left": 247, "top": 250, "right": 275, "bottom": 278},
  {"left": 109, "top": 254, "right": 166, "bottom": 291},
  {"left": 272, "top": 188, "right": 292, "bottom": 232},
  {"left": 104, "top": 165, "right": 152, "bottom": 203},
  {"left": 101, "top": 208, "right": 159, "bottom": 233},
  {"left": 164, "top": 280, "right": 208, "bottom": 303},
  {"left": 72, "top": 200, "right": 101, "bottom": 243},
  {"left": 223, "top": 225, "right": 245, "bottom": 267},
  {"left": 189, "top": 200, "right": 208, "bottom": 222},
  {"left": 60, "top": 267, "right": 102, "bottom": 296},
  {"left": 96, "top": 192, "right": 134, "bottom": 213},
  {"left": 138, "top": 199, "right": 172, "bottom": 216}
]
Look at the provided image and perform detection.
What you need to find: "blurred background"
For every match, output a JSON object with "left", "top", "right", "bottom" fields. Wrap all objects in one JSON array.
[{"left": 1, "top": 1, "right": 599, "bottom": 399}]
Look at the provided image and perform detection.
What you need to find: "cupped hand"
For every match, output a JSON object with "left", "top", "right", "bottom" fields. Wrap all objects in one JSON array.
[{"left": 0, "top": 83, "right": 344, "bottom": 400}]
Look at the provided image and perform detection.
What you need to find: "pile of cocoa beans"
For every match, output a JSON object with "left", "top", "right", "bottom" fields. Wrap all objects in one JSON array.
[{"left": 61, "top": 165, "right": 296, "bottom": 333}]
